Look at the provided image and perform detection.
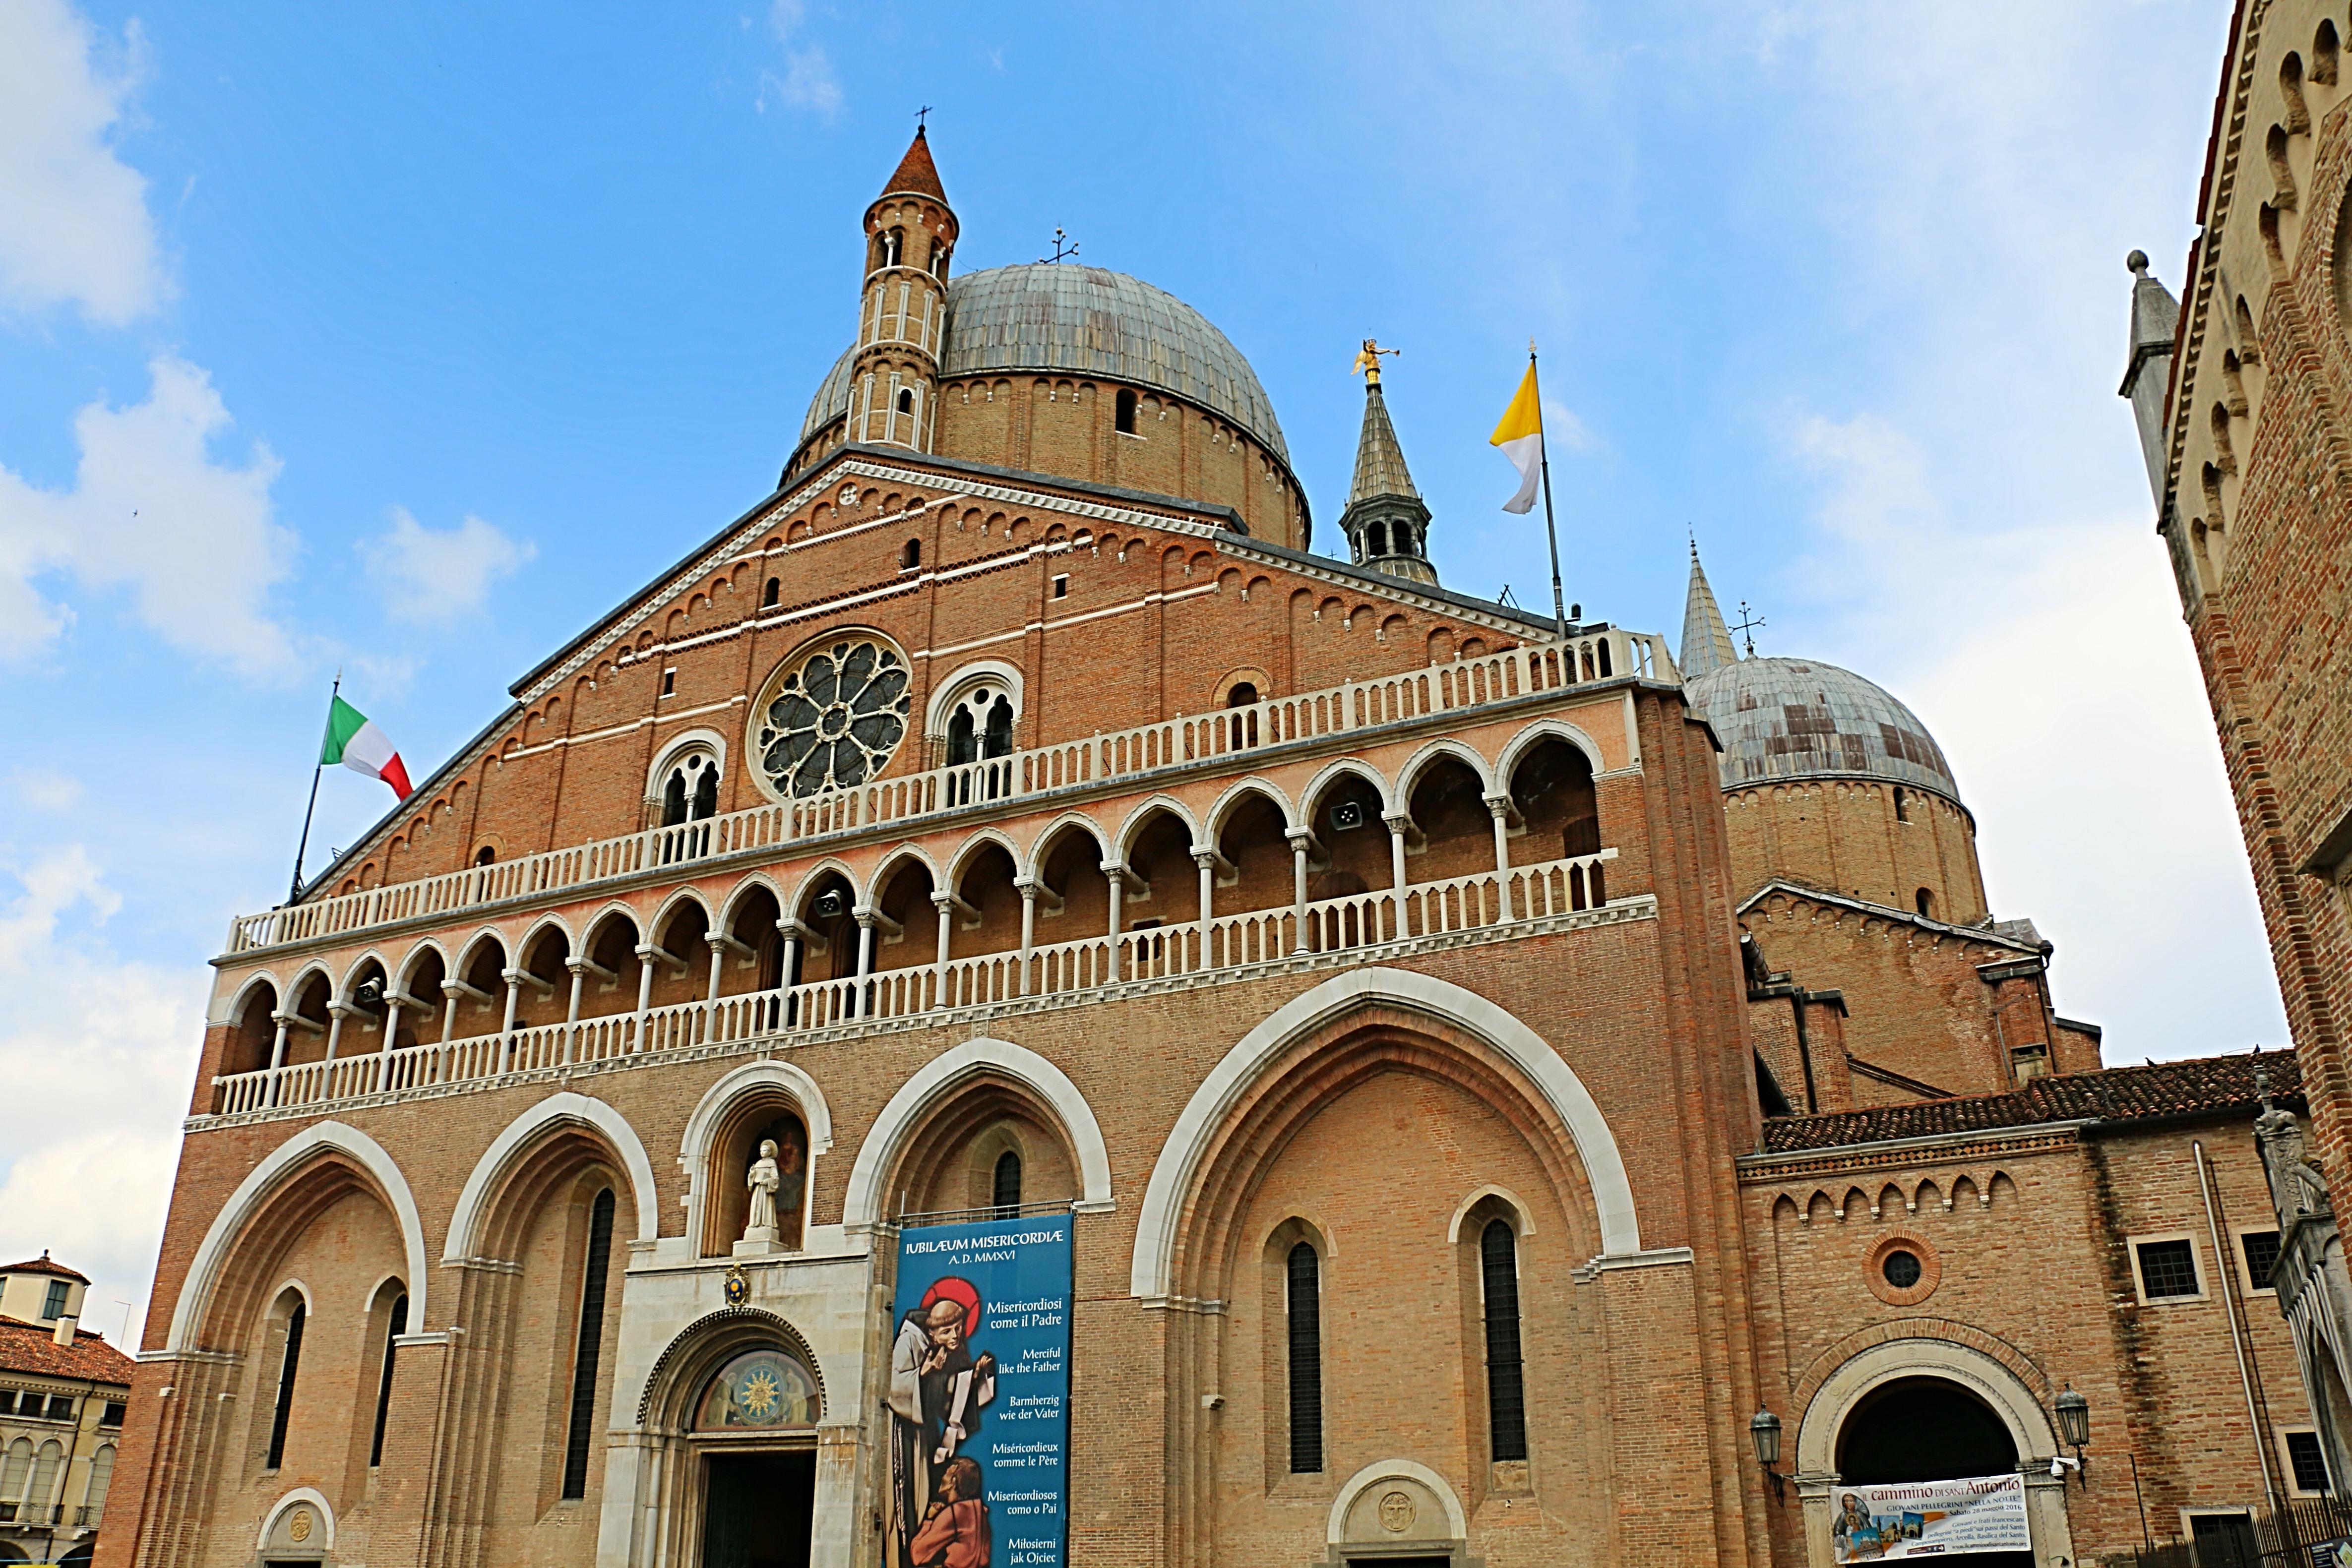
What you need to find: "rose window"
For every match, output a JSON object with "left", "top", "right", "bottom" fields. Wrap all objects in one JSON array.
[{"left": 754, "top": 638, "right": 912, "bottom": 797}]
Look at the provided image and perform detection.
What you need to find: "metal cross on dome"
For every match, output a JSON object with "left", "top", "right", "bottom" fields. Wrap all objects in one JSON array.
[{"left": 1733, "top": 600, "right": 1767, "bottom": 658}]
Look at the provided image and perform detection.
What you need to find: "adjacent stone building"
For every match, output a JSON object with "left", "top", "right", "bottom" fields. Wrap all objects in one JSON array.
[
  {"left": 93, "top": 129, "right": 2332, "bottom": 1568},
  {"left": 2, "top": 1255, "right": 133, "bottom": 1566}
]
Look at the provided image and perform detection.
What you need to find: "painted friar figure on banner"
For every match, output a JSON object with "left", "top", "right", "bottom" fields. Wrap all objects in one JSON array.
[{"left": 888, "top": 1275, "right": 997, "bottom": 1568}]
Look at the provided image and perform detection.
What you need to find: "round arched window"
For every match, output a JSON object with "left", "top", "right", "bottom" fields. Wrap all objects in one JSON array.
[
  {"left": 752, "top": 637, "right": 913, "bottom": 799},
  {"left": 695, "top": 1348, "right": 820, "bottom": 1430}
]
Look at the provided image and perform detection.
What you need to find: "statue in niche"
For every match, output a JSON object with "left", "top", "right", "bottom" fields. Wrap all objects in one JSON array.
[
  {"left": 745, "top": 1140, "right": 782, "bottom": 1242},
  {"left": 737, "top": 1114, "right": 809, "bottom": 1252}
]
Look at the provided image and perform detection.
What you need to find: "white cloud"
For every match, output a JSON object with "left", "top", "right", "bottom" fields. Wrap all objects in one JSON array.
[
  {"left": 6, "top": 767, "right": 84, "bottom": 812},
  {"left": 0, "top": 846, "right": 203, "bottom": 1346},
  {"left": 0, "top": 0, "right": 164, "bottom": 324},
  {"left": 0, "top": 355, "right": 295, "bottom": 670},
  {"left": 759, "top": 0, "right": 841, "bottom": 115},
  {"left": 1543, "top": 397, "right": 1601, "bottom": 455},
  {"left": 360, "top": 508, "right": 534, "bottom": 625}
]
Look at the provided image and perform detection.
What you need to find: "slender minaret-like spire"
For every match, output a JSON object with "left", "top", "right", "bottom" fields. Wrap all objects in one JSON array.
[
  {"left": 1679, "top": 543, "right": 1738, "bottom": 677},
  {"left": 849, "top": 127, "right": 958, "bottom": 451},
  {"left": 2119, "top": 249, "right": 2180, "bottom": 508},
  {"left": 1338, "top": 340, "right": 1437, "bottom": 586}
]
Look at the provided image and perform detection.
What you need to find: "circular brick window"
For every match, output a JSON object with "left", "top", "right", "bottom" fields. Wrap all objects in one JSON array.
[{"left": 1866, "top": 1234, "right": 1941, "bottom": 1306}]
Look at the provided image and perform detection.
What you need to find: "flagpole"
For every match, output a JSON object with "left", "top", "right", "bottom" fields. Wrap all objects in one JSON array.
[
  {"left": 1531, "top": 343, "right": 1569, "bottom": 642},
  {"left": 288, "top": 672, "right": 341, "bottom": 904}
]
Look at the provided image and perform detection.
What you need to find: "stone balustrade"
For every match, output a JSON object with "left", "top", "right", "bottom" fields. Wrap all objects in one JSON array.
[
  {"left": 224, "top": 632, "right": 1667, "bottom": 957},
  {"left": 206, "top": 850, "right": 1622, "bottom": 1121}
]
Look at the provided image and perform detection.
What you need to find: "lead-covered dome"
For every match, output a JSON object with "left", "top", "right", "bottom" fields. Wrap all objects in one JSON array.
[
  {"left": 1683, "top": 657, "right": 1962, "bottom": 804},
  {"left": 799, "top": 264, "right": 1288, "bottom": 462}
]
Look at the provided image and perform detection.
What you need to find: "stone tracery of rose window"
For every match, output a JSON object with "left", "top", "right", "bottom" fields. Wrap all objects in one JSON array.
[{"left": 753, "top": 637, "right": 913, "bottom": 798}]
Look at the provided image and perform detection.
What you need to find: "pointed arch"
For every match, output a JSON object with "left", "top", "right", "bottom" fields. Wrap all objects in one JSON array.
[
  {"left": 579, "top": 902, "right": 646, "bottom": 949},
  {"left": 393, "top": 939, "right": 452, "bottom": 993},
  {"left": 453, "top": 926, "right": 512, "bottom": 973},
  {"left": 863, "top": 843, "right": 943, "bottom": 906},
  {"left": 646, "top": 885, "right": 715, "bottom": 938},
  {"left": 219, "top": 970, "right": 284, "bottom": 1028},
  {"left": 1111, "top": 794, "right": 1202, "bottom": 860},
  {"left": 1025, "top": 811, "right": 1111, "bottom": 875},
  {"left": 843, "top": 1038, "right": 1113, "bottom": 1227},
  {"left": 1494, "top": 718, "right": 1606, "bottom": 782},
  {"left": 442, "top": 1091, "right": 658, "bottom": 1262},
  {"left": 678, "top": 1061, "right": 838, "bottom": 1254},
  {"left": 167, "top": 1121, "right": 427, "bottom": 1353},
  {"left": 255, "top": 1488, "right": 337, "bottom": 1555},
  {"left": 945, "top": 827, "right": 1025, "bottom": 888},
  {"left": 784, "top": 857, "right": 863, "bottom": 919},
  {"left": 1394, "top": 738, "right": 1497, "bottom": 802},
  {"left": 717, "top": 871, "right": 789, "bottom": 930},
  {"left": 335, "top": 949, "right": 396, "bottom": 1001},
  {"left": 1295, "top": 757, "right": 1396, "bottom": 821},
  {"left": 1202, "top": 776, "right": 1298, "bottom": 840},
  {"left": 645, "top": 726, "right": 731, "bottom": 798},
  {"left": 1129, "top": 967, "right": 1640, "bottom": 1299}
]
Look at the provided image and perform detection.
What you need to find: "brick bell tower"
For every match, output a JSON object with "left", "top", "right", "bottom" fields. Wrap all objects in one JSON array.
[{"left": 850, "top": 127, "right": 957, "bottom": 450}]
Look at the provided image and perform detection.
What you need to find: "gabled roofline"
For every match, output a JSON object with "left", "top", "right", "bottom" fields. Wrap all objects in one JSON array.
[
  {"left": 291, "top": 441, "right": 1654, "bottom": 907},
  {"left": 1736, "top": 878, "right": 2050, "bottom": 957}
]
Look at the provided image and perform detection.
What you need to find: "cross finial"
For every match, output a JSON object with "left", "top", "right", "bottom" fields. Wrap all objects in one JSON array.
[
  {"left": 1040, "top": 227, "right": 1079, "bottom": 264},
  {"left": 1352, "top": 337, "right": 1400, "bottom": 386},
  {"left": 916, "top": 106, "right": 932, "bottom": 129},
  {"left": 1732, "top": 600, "right": 1766, "bottom": 658}
]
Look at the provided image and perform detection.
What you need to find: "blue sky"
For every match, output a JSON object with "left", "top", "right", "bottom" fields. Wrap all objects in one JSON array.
[{"left": 0, "top": 0, "right": 2267, "bottom": 1332}]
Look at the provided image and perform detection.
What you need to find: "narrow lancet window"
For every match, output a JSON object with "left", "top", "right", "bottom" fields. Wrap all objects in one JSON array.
[
  {"left": 1287, "top": 1242, "right": 1323, "bottom": 1473},
  {"left": 993, "top": 1150, "right": 1022, "bottom": 1217},
  {"left": 266, "top": 1298, "right": 306, "bottom": 1470},
  {"left": 1481, "top": 1219, "right": 1529, "bottom": 1462},
  {"left": 561, "top": 1189, "right": 618, "bottom": 1500},
  {"left": 370, "top": 1292, "right": 409, "bottom": 1466}
]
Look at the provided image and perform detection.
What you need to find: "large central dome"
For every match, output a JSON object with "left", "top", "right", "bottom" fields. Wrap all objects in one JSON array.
[
  {"left": 800, "top": 264, "right": 1288, "bottom": 463},
  {"left": 1683, "top": 656, "right": 1963, "bottom": 804}
]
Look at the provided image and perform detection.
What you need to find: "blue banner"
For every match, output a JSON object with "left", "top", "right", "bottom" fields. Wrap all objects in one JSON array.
[{"left": 888, "top": 1213, "right": 1072, "bottom": 1568}]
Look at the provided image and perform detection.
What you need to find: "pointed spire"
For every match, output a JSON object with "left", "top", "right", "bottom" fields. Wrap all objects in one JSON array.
[
  {"left": 1349, "top": 382, "right": 1422, "bottom": 507},
  {"left": 2119, "top": 249, "right": 2180, "bottom": 508},
  {"left": 1337, "top": 356, "right": 1435, "bottom": 587},
  {"left": 880, "top": 127, "right": 947, "bottom": 203},
  {"left": 1679, "top": 544, "right": 1738, "bottom": 677}
]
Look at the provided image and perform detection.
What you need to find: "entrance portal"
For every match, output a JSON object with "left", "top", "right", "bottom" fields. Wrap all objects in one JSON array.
[
  {"left": 1837, "top": 1377, "right": 2030, "bottom": 1568},
  {"left": 701, "top": 1451, "right": 815, "bottom": 1568}
]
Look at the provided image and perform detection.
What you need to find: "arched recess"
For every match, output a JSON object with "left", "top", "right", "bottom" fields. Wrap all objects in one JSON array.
[
  {"left": 168, "top": 1121, "right": 428, "bottom": 1352},
  {"left": 1130, "top": 966, "right": 1641, "bottom": 1300},
  {"left": 442, "top": 1092, "right": 660, "bottom": 1263},
  {"left": 1794, "top": 1336, "right": 2060, "bottom": 1474},
  {"left": 254, "top": 1487, "right": 337, "bottom": 1555},
  {"left": 634, "top": 1307, "right": 830, "bottom": 1432},
  {"left": 842, "top": 1039, "right": 1114, "bottom": 1227},
  {"left": 1326, "top": 1457, "right": 1469, "bottom": 1544},
  {"left": 679, "top": 1062, "right": 837, "bottom": 1255}
]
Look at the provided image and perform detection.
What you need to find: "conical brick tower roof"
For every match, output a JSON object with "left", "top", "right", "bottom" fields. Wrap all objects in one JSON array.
[{"left": 880, "top": 127, "right": 947, "bottom": 202}]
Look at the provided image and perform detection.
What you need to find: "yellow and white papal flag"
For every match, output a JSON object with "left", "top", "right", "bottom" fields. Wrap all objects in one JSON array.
[{"left": 1489, "top": 362, "right": 1545, "bottom": 514}]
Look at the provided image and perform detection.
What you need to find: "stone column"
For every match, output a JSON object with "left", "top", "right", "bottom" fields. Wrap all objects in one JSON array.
[
  {"left": 1101, "top": 861, "right": 1126, "bottom": 982},
  {"left": 1193, "top": 849, "right": 1218, "bottom": 967},
  {"left": 1285, "top": 829, "right": 1315, "bottom": 953},
  {"left": 932, "top": 890, "right": 955, "bottom": 1004},
  {"left": 632, "top": 944, "right": 662, "bottom": 1050},
  {"left": 1485, "top": 794, "right": 1516, "bottom": 921},
  {"left": 323, "top": 1001, "right": 352, "bottom": 1063},
  {"left": 1384, "top": 811, "right": 1413, "bottom": 940},
  {"left": 852, "top": 909, "right": 878, "bottom": 1018},
  {"left": 1014, "top": 880, "right": 1040, "bottom": 996}
]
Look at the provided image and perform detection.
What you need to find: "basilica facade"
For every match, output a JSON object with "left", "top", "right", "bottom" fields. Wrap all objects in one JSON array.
[{"left": 92, "top": 131, "right": 2331, "bottom": 1568}]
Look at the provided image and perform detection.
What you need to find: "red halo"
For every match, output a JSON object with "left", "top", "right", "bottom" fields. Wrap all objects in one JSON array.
[{"left": 920, "top": 1274, "right": 983, "bottom": 1328}]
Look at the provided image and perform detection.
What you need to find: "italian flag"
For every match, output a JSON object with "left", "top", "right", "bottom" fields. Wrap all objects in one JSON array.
[
  {"left": 1490, "top": 361, "right": 1545, "bottom": 515},
  {"left": 322, "top": 696, "right": 413, "bottom": 800}
]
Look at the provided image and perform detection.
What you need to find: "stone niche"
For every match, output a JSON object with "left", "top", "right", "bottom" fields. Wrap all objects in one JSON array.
[{"left": 256, "top": 1493, "right": 332, "bottom": 1563}]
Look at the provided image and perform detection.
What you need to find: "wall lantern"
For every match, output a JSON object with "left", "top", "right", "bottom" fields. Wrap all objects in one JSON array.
[
  {"left": 2052, "top": 1385, "right": 2090, "bottom": 1487},
  {"left": 1750, "top": 1408, "right": 1785, "bottom": 1502}
]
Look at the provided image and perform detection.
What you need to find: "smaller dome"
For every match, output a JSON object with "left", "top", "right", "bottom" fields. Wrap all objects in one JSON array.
[{"left": 1683, "top": 657, "right": 1962, "bottom": 803}]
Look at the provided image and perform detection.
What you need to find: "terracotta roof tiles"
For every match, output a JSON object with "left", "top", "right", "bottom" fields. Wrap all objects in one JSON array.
[
  {"left": 0, "top": 1317, "right": 135, "bottom": 1385},
  {"left": 2, "top": 1255, "right": 89, "bottom": 1283},
  {"left": 1760, "top": 1050, "right": 2299, "bottom": 1154},
  {"left": 879, "top": 128, "right": 946, "bottom": 203}
]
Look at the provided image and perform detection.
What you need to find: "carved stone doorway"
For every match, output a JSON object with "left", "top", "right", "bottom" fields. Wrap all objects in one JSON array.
[{"left": 701, "top": 1450, "right": 815, "bottom": 1568}]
